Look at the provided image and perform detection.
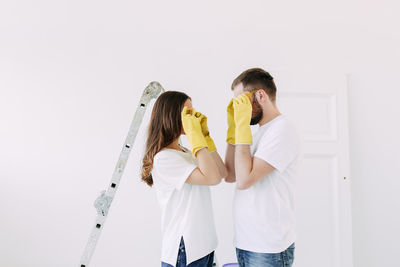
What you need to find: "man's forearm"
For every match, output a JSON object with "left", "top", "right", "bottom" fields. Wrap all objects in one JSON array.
[
  {"left": 224, "top": 143, "right": 236, "bottom": 182},
  {"left": 234, "top": 144, "right": 253, "bottom": 188}
]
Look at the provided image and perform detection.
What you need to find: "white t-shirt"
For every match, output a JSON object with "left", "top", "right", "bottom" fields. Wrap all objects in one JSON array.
[
  {"left": 152, "top": 147, "right": 218, "bottom": 265},
  {"left": 233, "top": 115, "right": 300, "bottom": 253}
]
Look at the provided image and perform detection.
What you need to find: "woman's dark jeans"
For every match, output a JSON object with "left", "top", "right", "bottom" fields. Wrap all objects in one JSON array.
[{"left": 161, "top": 237, "right": 214, "bottom": 267}]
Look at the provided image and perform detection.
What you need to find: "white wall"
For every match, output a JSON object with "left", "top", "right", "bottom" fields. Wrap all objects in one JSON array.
[{"left": 1, "top": 0, "right": 399, "bottom": 266}]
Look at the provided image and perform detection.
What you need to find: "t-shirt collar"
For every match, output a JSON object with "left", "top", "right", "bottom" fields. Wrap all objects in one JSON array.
[{"left": 259, "top": 114, "right": 283, "bottom": 129}]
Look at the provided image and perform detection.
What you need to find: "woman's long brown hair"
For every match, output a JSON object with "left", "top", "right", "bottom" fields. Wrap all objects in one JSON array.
[{"left": 141, "top": 91, "right": 190, "bottom": 186}]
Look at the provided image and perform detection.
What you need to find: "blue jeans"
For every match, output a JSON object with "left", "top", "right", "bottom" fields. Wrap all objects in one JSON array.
[
  {"left": 161, "top": 237, "right": 214, "bottom": 267},
  {"left": 236, "top": 243, "right": 295, "bottom": 267}
]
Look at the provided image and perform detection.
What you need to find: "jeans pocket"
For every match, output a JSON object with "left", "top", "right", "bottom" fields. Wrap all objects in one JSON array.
[{"left": 285, "top": 244, "right": 295, "bottom": 266}]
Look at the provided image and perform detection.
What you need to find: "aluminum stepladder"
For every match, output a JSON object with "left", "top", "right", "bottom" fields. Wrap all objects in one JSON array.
[{"left": 79, "top": 81, "right": 165, "bottom": 267}]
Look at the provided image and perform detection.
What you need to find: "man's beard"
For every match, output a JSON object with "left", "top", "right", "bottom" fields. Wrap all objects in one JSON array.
[{"left": 250, "top": 100, "right": 263, "bottom": 125}]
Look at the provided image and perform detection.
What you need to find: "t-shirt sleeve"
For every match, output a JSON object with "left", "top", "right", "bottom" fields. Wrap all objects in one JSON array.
[
  {"left": 254, "top": 121, "right": 299, "bottom": 173},
  {"left": 153, "top": 150, "right": 197, "bottom": 190}
]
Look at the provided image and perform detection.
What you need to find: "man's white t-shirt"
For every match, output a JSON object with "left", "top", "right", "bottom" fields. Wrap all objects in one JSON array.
[
  {"left": 233, "top": 115, "right": 300, "bottom": 253},
  {"left": 152, "top": 147, "right": 218, "bottom": 265}
]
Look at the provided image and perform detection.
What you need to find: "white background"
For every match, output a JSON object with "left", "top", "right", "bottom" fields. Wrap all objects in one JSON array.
[{"left": 1, "top": 0, "right": 399, "bottom": 267}]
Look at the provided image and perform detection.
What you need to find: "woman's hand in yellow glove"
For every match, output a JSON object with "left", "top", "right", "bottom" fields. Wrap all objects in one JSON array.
[
  {"left": 195, "top": 111, "right": 217, "bottom": 152},
  {"left": 233, "top": 93, "right": 253, "bottom": 144},
  {"left": 181, "top": 106, "right": 208, "bottom": 157},
  {"left": 226, "top": 98, "right": 236, "bottom": 144}
]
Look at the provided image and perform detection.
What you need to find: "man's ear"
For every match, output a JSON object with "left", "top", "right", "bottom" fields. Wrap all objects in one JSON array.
[{"left": 256, "top": 89, "right": 269, "bottom": 103}]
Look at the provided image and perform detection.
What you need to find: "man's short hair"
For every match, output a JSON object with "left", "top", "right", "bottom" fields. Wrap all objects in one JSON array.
[{"left": 232, "top": 68, "right": 277, "bottom": 102}]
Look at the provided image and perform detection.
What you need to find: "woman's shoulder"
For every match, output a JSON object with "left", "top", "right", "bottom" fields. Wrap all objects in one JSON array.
[
  {"left": 154, "top": 147, "right": 191, "bottom": 162},
  {"left": 152, "top": 147, "right": 197, "bottom": 183}
]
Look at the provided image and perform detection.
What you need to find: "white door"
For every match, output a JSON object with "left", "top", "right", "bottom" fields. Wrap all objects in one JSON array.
[{"left": 274, "top": 71, "right": 353, "bottom": 267}]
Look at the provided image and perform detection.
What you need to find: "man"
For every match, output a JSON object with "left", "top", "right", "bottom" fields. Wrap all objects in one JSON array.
[{"left": 225, "top": 68, "right": 300, "bottom": 267}]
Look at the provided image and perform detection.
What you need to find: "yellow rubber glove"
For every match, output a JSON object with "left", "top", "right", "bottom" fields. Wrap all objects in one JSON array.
[
  {"left": 195, "top": 111, "right": 217, "bottom": 152},
  {"left": 181, "top": 106, "right": 208, "bottom": 157},
  {"left": 233, "top": 93, "right": 253, "bottom": 144},
  {"left": 226, "top": 98, "right": 236, "bottom": 144}
]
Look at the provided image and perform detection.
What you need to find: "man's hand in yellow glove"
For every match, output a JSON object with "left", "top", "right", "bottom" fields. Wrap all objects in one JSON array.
[
  {"left": 195, "top": 111, "right": 217, "bottom": 152},
  {"left": 181, "top": 106, "right": 208, "bottom": 157},
  {"left": 233, "top": 93, "right": 253, "bottom": 145},
  {"left": 226, "top": 98, "right": 236, "bottom": 144}
]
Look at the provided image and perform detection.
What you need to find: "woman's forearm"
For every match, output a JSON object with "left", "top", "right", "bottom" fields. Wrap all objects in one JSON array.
[
  {"left": 211, "top": 151, "right": 228, "bottom": 178},
  {"left": 196, "top": 148, "right": 222, "bottom": 183}
]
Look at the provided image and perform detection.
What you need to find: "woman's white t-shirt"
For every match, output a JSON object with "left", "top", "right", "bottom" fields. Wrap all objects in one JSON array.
[{"left": 152, "top": 147, "right": 218, "bottom": 265}]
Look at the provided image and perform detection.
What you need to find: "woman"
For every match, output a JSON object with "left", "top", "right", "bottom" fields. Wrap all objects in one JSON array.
[{"left": 141, "top": 91, "right": 227, "bottom": 267}]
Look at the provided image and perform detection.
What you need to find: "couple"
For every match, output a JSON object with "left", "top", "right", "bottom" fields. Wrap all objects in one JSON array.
[{"left": 141, "top": 68, "right": 300, "bottom": 267}]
